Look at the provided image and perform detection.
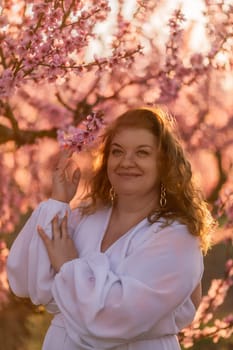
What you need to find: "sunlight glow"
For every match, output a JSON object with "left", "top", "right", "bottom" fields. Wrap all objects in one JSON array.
[
  {"left": 180, "top": 0, "right": 208, "bottom": 50},
  {"left": 88, "top": 0, "right": 211, "bottom": 59}
]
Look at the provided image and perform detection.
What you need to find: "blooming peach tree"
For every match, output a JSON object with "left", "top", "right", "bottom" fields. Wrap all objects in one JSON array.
[{"left": 0, "top": 0, "right": 233, "bottom": 347}]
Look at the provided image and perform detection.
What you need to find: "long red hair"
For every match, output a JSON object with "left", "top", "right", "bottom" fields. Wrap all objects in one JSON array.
[{"left": 81, "top": 107, "right": 215, "bottom": 253}]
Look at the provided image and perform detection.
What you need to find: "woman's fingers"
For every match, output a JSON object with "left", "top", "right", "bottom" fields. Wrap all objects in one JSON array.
[
  {"left": 52, "top": 215, "right": 61, "bottom": 240},
  {"left": 52, "top": 153, "right": 79, "bottom": 202},
  {"left": 61, "top": 212, "right": 69, "bottom": 239},
  {"left": 55, "top": 153, "right": 79, "bottom": 185},
  {"left": 72, "top": 167, "right": 81, "bottom": 185},
  {"left": 56, "top": 150, "right": 73, "bottom": 171},
  {"left": 64, "top": 158, "right": 79, "bottom": 182},
  {"left": 51, "top": 213, "right": 70, "bottom": 240},
  {"left": 37, "top": 225, "right": 51, "bottom": 247},
  {"left": 37, "top": 216, "right": 78, "bottom": 272}
]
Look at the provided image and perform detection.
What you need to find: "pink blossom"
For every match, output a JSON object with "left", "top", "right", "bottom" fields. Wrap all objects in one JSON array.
[
  {"left": 1, "top": 2, "right": 233, "bottom": 344},
  {"left": 0, "top": 69, "right": 15, "bottom": 97},
  {"left": 57, "top": 111, "right": 104, "bottom": 152}
]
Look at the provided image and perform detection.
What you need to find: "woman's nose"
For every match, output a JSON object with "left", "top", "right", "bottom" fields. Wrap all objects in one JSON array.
[{"left": 119, "top": 152, "right": 135, "bottom": 166}]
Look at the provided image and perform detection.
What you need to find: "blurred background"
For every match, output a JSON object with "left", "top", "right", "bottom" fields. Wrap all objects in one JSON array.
[{"left": 0, "top": 0, "right": 233, "bottom": 349}]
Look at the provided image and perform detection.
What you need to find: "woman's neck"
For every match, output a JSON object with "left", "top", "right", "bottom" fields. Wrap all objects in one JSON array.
[{"left": 113, "top": 193, "right": 159, "bottom": 219}]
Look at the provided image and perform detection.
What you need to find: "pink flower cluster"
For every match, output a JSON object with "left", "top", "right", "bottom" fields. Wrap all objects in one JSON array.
[
  {"left": 0, "top": 3, "right": 233, "bottom": 343},
  {"left": 0, "top": 69, "right": 17, "bottom": 97},
  {"left": 156, "top": 1, "right": 233, "bottom": 104},
  {"left": 180, "top": 259, "right": 233, "bottom": 347},
  {"left": 0, "top": 0, "right": 142, "bottom": 98},
  {"left": 215, "top": 190, "right": 233, "bottom": 228},
  {"left": 157, "top": 9, "right": 186, "bottom": 103},
  {"left": 205, "top": 1, "right": 233, "bottom": 68},
  {"left": 57, "top": 111, "right": 104, "bottom": 152}
]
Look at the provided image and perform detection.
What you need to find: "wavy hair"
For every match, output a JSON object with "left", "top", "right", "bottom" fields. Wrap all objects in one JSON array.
[{"left": 81, "top": 107, "right": 215, "bottom": 253}]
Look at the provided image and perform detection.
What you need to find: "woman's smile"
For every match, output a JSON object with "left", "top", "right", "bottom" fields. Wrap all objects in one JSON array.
[
  {"left": 116, "top": 172, "right": 142, "bottom": 177},
  {"left": 107, "top": 127, "right": 160, "bottom": 197}
]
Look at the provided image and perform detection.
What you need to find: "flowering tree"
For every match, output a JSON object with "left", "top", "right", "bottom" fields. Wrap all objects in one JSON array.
[{"left": 0, "top": 0, "right": 233, "bottom": 348}]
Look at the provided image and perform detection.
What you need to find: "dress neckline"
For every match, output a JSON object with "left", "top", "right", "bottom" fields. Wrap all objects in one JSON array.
[{"left": 99, "top": 207, "right": 148, "bottom": 253}]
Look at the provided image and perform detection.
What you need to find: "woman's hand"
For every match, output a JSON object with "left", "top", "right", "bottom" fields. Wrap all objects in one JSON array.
[
  {"left": 37, "top": 213, "right": 78, "bottom": 273},
  {"left": 51, "top": 150, "right": 80, "bottom": 203}
]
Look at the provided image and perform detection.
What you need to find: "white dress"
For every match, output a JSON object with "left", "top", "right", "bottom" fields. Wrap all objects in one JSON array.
[{"left": 7, "top": 199, "right": 204, "bottom": 350}]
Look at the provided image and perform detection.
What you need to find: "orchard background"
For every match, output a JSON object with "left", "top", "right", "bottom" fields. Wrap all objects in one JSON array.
[{"left": 0, "top": 0, "right": 233, "bottom": 349}]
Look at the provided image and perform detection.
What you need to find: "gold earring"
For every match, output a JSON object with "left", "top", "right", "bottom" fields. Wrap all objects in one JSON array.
[
  {"left": 109, "top": 187, "right": 116, "bottom": 203},
  {"left": 160, "top": 183, "right": 167, "bottom": 208}
]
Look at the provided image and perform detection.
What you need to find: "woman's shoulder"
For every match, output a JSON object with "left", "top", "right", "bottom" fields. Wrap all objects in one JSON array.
[
  {"left": 128, "top": 218, "right": 193, "bottom": 251},
  {"left": 150, "top": 218, "right": 200, "bottom": 246},
  {"left": 150, "top": 217, "right": 188, "bottom": 234}
]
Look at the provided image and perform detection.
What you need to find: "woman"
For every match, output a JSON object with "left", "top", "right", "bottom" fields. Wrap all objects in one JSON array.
[{"left": 7, "top": 107, "right": 213, "bottom": 350}]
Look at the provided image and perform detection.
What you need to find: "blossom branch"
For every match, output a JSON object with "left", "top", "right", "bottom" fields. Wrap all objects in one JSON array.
[
  {"left": 61, "top": 0, "right": 74, "bottom": 25},
  {"left": 180, "top": 258, "right": 233, "bottom": 347},
  {"left": 55, "top": 92, "right": 76, "bottom": 113},
  {"left": 0, "top": 47, "right": 7, "bottom": 69},
  {"left": 4, "top": 103, "right": 20, "bottom": 137},
  {"left": 0, "top": 124, "right": 57, "bottom": 146}
]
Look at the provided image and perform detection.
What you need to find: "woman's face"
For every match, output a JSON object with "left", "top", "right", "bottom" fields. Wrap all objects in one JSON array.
[{"left": 107, "top": 127, "right": 160, "bottom": 198}]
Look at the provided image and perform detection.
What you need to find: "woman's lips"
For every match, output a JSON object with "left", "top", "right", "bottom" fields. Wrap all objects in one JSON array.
[{"left": 116, "top": 173, "right": 141, "bottom": 177}]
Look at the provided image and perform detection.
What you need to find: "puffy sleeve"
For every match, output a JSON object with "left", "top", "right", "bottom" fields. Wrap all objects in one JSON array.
[
  {"left": 51, "top": 223, "right": 203, "bottom": 348},
  {"left": 6, "top": 199, "right": 76, "bottom": 306}
]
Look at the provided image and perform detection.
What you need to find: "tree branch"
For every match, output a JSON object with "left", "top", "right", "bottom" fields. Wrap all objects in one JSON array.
[
  {"left": 0, "top": 47, "right": 7, "bottom": 69},
  {"left": 0, "top": 124, "right": 57, "bottom": 146},
  {"left": 4, "top": 103, "right": 20, "bottom": 134},
  {"left": 208, "top": 150, "right": 227, "bottom": 203},
  {"left": 55, "top": 92, "right": 76, "bottom": 112}
]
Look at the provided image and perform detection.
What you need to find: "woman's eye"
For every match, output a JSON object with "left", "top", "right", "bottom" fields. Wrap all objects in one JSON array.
[
  {"left": 111, "top": 148, "right": 123, "bottom": 156},
  {"left": 137, "top": 150, "right": 149, "bottom": 156}
]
